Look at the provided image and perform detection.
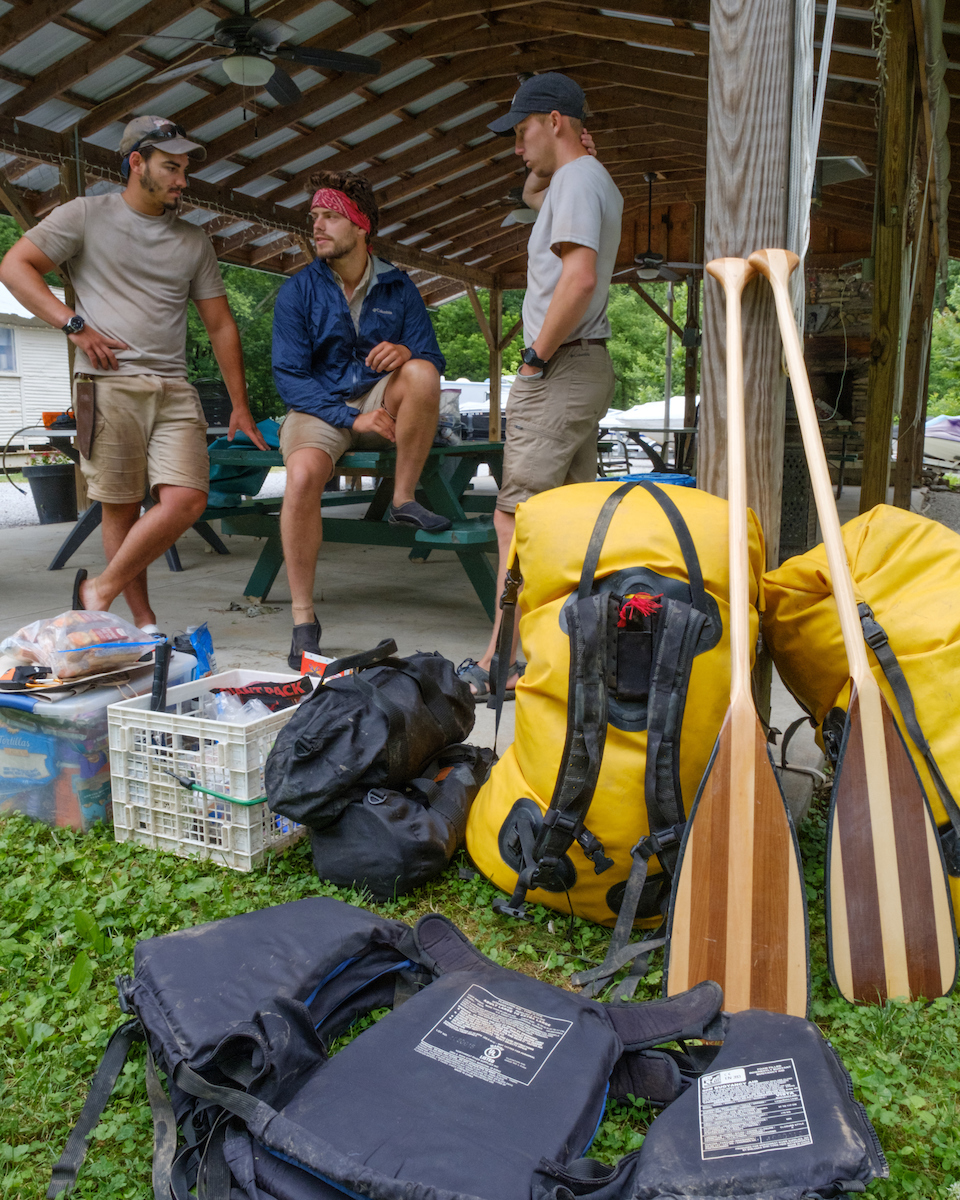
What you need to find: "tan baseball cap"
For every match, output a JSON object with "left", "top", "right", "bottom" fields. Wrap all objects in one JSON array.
[{"left": 119, "top": 115, "right": 206, "bottom": 160}]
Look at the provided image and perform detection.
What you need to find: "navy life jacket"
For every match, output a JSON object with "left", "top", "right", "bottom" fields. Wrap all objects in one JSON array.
[{"left": 49, "top": 898, "right": 886, "bottom": 1200}]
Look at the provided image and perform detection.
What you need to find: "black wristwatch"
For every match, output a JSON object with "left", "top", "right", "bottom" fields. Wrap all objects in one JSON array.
[
  {"left": 521, "top": 346, "right": 549, "bottom": 371},
  {"left": 62, "top": 315, "right": 85, "bottom": 335}
]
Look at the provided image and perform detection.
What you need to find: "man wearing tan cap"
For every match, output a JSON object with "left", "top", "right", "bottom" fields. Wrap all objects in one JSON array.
[{"left": 0, "top": 116, "right": 266, "bottom": 630}]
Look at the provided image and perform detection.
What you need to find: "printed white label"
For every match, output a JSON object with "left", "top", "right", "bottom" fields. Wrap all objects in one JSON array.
[
  {"left": 699, "top": 1057, "right": 813, "bottom": 1160},
  {"left": 415, "top": 984, "right": 572, "bottom": 1088}
]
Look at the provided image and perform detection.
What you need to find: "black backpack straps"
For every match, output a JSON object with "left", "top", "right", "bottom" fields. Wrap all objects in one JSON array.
[
  {"left": 145, "top": 1040, "right": 180, "bottom": 1200},
  {"left": 858, "top": 602, "right": 960, "bottom": 846},
  {"left": 47, "top": 1020, "right": 145, "bottom": 1198},
  {"left": 602, "top": 979, "right": 724, "bottom": 1050},
  {"left": 491, "top": 555, "right": 523, "bottom": 750},
  {"left": 638, "top": 481, "right": 710, "bottom": 617},
  {"left": 320, "top": 637, "right": 398, "bottom": 682},
  {"left": 577, "top": 481, "right": 639, "bottom": 599}
]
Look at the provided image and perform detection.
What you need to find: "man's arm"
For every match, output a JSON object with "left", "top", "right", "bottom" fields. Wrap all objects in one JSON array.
[
  {"left": 518, "top": 243, "right": 597, "bottom": 374},
  {"left": 0, "top": 238, "right": 129, "bottom": 370},
  {"left": 521, "top": 129, "right": 598, "bottom": 214},
  {"left": 193, "top": 295, "right": 268, "bottom": 450}
]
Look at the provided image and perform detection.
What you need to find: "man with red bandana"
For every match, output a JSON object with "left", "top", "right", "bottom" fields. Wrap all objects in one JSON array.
[{"left": 272, "top": 170, "right": 449, "bottom": 669}]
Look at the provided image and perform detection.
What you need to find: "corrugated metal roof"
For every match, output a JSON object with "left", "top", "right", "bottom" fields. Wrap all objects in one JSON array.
[
  {"left": 406, "top": 80, "right": 470, "bottom": 115},
  {"left": 276, "top": 143, "right": 339, "bottom": 176},
  {"left": 301, "top": 92, "right": 367, "bottom": 129},
  {"left": 368, "top": 58, "right": 434, "bottom": 96},
  {"left": 341, "top": 113, "right": 401, "bottom": 146},
  {"left": 70, "top": 56, "right": 152, "bottom": 103},
  {"left": 22, "top": 98, "right": 88, "bottom": 132},
  {"left": 0, "top": 24, "right": 86, "bottom": 76},
  {"left": 237, "top": 127, "right": 300, "bottom": 159},
  {"left": 283, "top": 1, "right": 356, "bottom": 42},
  {"left": 68, "top": 0, "right": 153, "bottom": 29},
  {"left": 130, "top": 81, "right": 209, "bottom": 121},
  {"left": 138, "top": 10, "right": 219, "bottom": 59}
]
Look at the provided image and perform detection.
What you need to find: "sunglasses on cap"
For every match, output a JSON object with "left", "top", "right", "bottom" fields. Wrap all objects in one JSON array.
[{"left": 128, "top": 122, "right": 189, "bottom": 154}]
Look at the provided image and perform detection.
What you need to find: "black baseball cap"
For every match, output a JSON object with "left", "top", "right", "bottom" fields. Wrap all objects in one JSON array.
[{"left": 487, "top": 73, "right": 585, "bottom": 135}]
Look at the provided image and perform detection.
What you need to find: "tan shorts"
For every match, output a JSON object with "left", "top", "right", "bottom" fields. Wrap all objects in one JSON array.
[
  {"left": 497, "top": 341, "right": 615, "bottom": 513},
  {"left": 78, "top": 374, "right": 209, "bottom": 504},
  {"left": 279, "top": 375, "right": 393, "bottom": 464}
]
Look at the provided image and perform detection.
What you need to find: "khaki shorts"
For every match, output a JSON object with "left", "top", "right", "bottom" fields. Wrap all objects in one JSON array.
[
  {"left": 279, "top": 375, "right": 393, "bottom": 464},
  {"left": 78, "top": 374, "right": 209, "bottom": 504},
  {"left": 497, "top": 341, "right": 615, "bottom": 513}
]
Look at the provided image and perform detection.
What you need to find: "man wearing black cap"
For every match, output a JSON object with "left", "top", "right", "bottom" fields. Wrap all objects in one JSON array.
[
  {"left": 457, "top": 73, "right": 623, "bottom": 700},
  {"left": 0, "top": 116, "right": 266, "bottom": 630}
]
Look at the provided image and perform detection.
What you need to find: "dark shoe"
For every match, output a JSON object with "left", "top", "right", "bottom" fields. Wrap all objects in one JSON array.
[
  {"left": 388, "top": 501, "right": 452, "bottom": 533},
  {"left": 456, "top": 657, "right": 492, "bottom": 702},
  {"left": 72, "top": 568, "right": 87, "bottom": 611},
  {"left": 288, "top": 618, "right": 322, "bottom": 671}
]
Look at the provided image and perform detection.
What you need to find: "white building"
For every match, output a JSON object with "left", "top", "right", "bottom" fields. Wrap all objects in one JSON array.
[{"left": 0, "top": 283, "right": 71, "bottom": 445}]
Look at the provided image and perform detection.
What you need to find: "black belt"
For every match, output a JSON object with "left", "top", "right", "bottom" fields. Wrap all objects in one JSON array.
[{"left": 558, "top": 338, "right": 608, "bottom": 349}]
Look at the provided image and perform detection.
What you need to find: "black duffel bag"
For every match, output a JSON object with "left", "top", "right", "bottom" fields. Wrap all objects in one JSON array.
[
  {"left": 310, "top": 743, "right": 496, "bottom": 899},
  {"left": 266, "top": 640, "right": 475, "bottom": 828}
]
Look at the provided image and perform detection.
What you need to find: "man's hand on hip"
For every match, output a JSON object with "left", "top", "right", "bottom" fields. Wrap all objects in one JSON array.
[
  {"left": 352, "top": 407, "right": 397, "bottom": 442},
  {"left": 228, "top": 404, "right": 269, "bottom": 450},
  {"left": 70, "top": 327, "right": 129, "bottom": 371},
  {"left": 365, "top": 341, "right": 411, "bottom": 373},
  {"left": 518, "top": 363, "right": 542, "bottom": 377}
]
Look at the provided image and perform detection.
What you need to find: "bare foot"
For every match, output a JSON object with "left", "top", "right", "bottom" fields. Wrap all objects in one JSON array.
[{"left": 79, "top": 575, "right": 108, "bottom": 613}]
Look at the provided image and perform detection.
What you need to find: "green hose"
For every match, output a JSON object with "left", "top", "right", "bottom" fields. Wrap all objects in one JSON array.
[{"left": 162, "top": 768, "right": 265, "bottom": 807}]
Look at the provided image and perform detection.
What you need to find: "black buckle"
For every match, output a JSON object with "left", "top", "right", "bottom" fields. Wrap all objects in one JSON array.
[
  {"left": 576, "top": 829, "right": 614, "bottom": 874},
  {"left": 632, "top": 823, "right": 685, "bottom": 862},
  {"left": 857, "top": 602, "right": 887, "bottom": 651}
]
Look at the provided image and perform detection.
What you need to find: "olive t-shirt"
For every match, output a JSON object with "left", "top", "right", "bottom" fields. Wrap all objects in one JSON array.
[
  {"left": 24, "top": 193, "right": 226, "bottom": 377},
  {"left": 522, "top": 155, "right": 623, "bottom": 345}
]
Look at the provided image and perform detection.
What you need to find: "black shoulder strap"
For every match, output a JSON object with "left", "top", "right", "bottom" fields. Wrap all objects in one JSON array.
[
  {"left": 48, "top": 1021, "right": 145, "bottom": 1198},
  {"left": 577, "top": 481, "right": 639, "bottom": 599},
  {"left": 638, "top": 481, "right": 710, "bottom": 617},
  {"left": 858, "top": 603, "right": 960, "bottom": 841},
  {"left": 321, "top": 637, "right": 398, "bottom": 681}
]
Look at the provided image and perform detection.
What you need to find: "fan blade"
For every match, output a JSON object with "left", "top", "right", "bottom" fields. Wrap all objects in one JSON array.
[
  {"left": 122, "top": 33, "right": 221, "bottom": 46},
  {"left": 152, "top": 56, "right": 228, "bottom": 84},
  {"left": 265, "top": 65, "right": 302, "bottom": 105},
  {"left": 249, "top": 18, "right": 297, "bottom": 49},
  {"left": 274, "top": 45, "right": 381, "bottom": 74},
  {"left": 659, "top": 265, "right": 682, "bottom": 282},
  {"left": 664, "top": 261, "right": 704, "bottom": 270}
]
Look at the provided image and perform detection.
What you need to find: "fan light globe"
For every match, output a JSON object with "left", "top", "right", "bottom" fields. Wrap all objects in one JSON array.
[
  {"left": 636, "top": 266, "right": 661, "bottom": 281},
  {"left": 223, "top": 54, "right": 274, "bottom": 86}
]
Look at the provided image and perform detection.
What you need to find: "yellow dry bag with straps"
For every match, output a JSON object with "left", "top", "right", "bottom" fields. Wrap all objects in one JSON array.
[
  {"left": 763, "top": 504, "right": 960, "bottom": 922},
  {"left": 466, "top": 480, "right": 765, "bottom": 934}
]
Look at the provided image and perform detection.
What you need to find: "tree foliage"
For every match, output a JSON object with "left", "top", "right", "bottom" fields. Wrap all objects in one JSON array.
[
  {"left": 428, "top": 281, "right": 691, "bottom": 409},
  {"left": 927, "top": 259, "right": 960, "bottom": 416}
]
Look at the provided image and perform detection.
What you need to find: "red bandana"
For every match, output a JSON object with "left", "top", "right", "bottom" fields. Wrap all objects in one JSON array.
[{"left": 309, "top": 187, "right": 372, "bottom": 234}]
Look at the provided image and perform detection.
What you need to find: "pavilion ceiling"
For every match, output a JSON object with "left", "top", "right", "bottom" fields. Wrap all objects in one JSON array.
[{"left": 0, "top": 0, "right": 956, "bottom": 306}]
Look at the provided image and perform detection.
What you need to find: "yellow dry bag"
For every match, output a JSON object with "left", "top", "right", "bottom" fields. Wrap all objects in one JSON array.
[
  {"left": 466, "top": 480, "right": 765, "bottom": 929},
  {"left": 763, "top": 504, "right": 960, "bottom": 920}
]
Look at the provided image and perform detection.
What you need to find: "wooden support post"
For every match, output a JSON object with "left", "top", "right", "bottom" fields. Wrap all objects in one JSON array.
[
  {"left": 488, "top": 287, "right": 503, "bottom": 443},
  {"left": 893, "top": 218, "right": 937, "bottom": 508},
  {"left": 860, "top": 0, "right": 916, "bottom": 513},
  {"left": 700, "top": 0, "right": 793, "bottom": 568},
  {"left": 466, "top": 283, "right": 495, "bottom": 350},
  {"left": 628, "top": 281, "right": 684, "bottom": 337}
]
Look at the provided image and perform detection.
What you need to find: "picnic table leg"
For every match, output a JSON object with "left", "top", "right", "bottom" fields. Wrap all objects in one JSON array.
[
  {"left": 243, "top": 534, "right": 284, "bottom": 601},
  {"left": 48, "top": 501, "right": 103, "bottom": 570},
  {"left": 192, "top": 519, "right": 230, "bottom": 555},
  {"left": 456, "top": 547, "right": 497, "bottom": 621},
  {"left": 363, "top": 476, "right": 393, "bottom": 522}
]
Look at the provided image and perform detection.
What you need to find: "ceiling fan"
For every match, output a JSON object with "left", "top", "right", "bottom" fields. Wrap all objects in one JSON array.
[
  {"left": 498, "top": 185, "right": 537, "bottom": 228},
  {"left": 634, "top": 171, "right": 701, "bottom": 281},
  {"left": 132, "top": 1, "right": 381, "bottom": 106}
]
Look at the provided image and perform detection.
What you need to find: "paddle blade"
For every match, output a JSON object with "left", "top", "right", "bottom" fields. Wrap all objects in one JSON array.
[
  {"left": 666, "top": 707, "right": 809, "bottom": 1016},
  {"left": 826, "top": 686, "right": 958, "bottom": 1003}
]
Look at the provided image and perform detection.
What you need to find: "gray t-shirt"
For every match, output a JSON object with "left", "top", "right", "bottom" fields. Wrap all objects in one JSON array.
[
  {"left": 25, "top": 193, "right": 226, "bottom": 377},
  {"left": 522, "top": 155, "right": 623, "bottom": 345}
]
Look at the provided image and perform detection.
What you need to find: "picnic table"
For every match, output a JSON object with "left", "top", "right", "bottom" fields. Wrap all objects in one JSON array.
[{"left": 207, "top": 440, "right": 503, "bottom": 617}]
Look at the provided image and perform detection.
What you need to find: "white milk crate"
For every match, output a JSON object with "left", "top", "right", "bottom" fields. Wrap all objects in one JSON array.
[{"left": 108, "top": 670, "right": 314, "bottom": 871}]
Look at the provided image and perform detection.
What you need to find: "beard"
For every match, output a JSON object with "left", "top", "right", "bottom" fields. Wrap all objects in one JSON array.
[
  {"left": 314, "top": 230, "right": 363, "bottom": 262},
  {"left": 139, "top": 165, "right": 180, "bottom": 212}
]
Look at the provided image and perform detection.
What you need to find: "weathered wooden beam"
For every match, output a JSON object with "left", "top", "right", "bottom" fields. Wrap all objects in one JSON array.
[
  {"left": 375, "top": 140, "right": 510, "bottom": 206},
  {"left": 629, "top": 282, "right": 685, "bottom": 337},
  {"left": 860, "top": 0, "right": 916, "bottom": 513},
  {"left": 0, "top": 172, "right": 36, "bottom": 230},
  {"left": 488, "top": 286, "right": 503, "bottom": 441},
  {"left": 894, "top": 209, "right": 936, "bottom": 507},
  {"left": 421, "top": 281, "right": 469, "bottom": 306},
  {"left": 466, "top": 283, "right": 495, "bottom": 349},
  {"left": 380, "top": 174, "right": 523, "bottom": 242},
  {"left": 498, "top": 6, "right": 709, "bottom": 55},
  {"left": 0, "top": 0, "right": 77, "bottom": 56},
  {"left": 365, "top": 114, "right": 500, "bottom": 186},
  {"left": 266, "top": 75, "right": 516, "bottom": 205},
  {"left": 699, "top": 0, "right": 793, "bottom": 568},
  {"left": 371, "top": 238, "right": 496, "bottom": 289},
  {"left": 381, "top": 159, "right": 519, "bottom": 229}
]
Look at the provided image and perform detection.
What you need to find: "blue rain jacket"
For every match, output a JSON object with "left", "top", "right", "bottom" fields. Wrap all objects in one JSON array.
[{"left": 272, "top": 256, "right": 445, "bottom": 428}]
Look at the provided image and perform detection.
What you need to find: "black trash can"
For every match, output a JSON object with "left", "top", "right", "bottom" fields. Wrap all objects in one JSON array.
[{"left": 23, "top": 463, "right": 79, "bottom": 525}]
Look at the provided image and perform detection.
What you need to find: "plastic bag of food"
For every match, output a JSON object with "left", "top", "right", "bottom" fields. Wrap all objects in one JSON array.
[{"left": 0, "top": 610, "right": 160, "bottom": 679}]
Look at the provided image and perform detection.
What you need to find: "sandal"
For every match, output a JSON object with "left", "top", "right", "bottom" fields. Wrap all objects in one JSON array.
[
  {"left": 72, "top": 568, "right": 87, "bottom": 611},
  {"left": 456, "top": 657, "right": 493, "bottom": 702}
]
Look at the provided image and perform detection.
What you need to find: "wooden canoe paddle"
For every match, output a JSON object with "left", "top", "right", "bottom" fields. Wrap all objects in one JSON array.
[
  {"left": 665, "top": 257, "right": 810, "bottom": 1017},
  {"left": 750, "top": 247, "right": 958, "bottom": 1003}
]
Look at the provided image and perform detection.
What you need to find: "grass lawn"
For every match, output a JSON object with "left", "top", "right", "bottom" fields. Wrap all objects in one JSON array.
[{"left": 1, "top": 792, "right": 958, "bottom": 1199}]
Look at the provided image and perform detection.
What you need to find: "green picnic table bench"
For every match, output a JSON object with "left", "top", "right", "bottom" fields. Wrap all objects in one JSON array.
[{"left": 207, "top": 440, "right": 504, "bottom": 619}]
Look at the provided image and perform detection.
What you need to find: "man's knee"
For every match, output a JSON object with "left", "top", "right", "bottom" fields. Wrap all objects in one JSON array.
[
  {"left": 392, "top": 358, "right": 440, "bottom": 405},
  {"left": 284, "top": 448, "right": 334, "bottom": 496}
]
